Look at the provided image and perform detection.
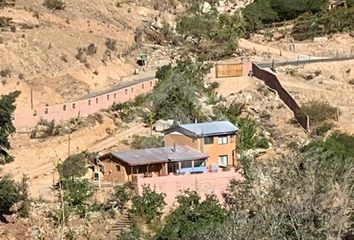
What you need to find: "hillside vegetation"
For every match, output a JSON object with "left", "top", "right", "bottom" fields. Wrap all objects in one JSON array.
[{"left": 243, "top": 0, "right": 354, "bottom": 40}]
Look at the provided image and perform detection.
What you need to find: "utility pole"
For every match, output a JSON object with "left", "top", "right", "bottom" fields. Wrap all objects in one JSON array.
[
  {"left": 30, "top": 88, "right": 33, "bottom": 110},
  {"left": 67, "top": 134, "right": 71, "bottom": 157}
]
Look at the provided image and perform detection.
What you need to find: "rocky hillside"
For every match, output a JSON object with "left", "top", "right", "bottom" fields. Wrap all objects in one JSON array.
[{"left": 0, "top": 0, "right": 178, "bottom": 110}]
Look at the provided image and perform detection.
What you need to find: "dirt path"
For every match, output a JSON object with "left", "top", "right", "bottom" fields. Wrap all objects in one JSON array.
[
  {"left": 239, "top": 38, "right": 324, "bottom": 61},
  {"left": 4, "top": 119, "right": 149, "bottom": 200},
  {"left": 88, "top": 123, "right": 147, "bottom": 152}
]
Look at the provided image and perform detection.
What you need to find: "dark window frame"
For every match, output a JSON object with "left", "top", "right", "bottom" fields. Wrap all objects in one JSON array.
[{"left": 204, "top": 136, "right": 214, "bottom": 145}]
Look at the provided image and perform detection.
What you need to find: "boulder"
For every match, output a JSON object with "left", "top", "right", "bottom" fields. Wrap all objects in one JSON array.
[{"left": 154, "top": 119, "right": 174, "bottom": 132}]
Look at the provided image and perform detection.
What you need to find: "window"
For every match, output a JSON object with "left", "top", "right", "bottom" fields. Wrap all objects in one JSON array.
[
  {"left": 125, "top": 89, "right": 128, "bottom": 95},
  {"left": 168, "top": 162, "right": 178, "bottom": 174},
  {"left": 194, "top": 159, "right": 205, "bottom": 167},
  {"left": 114, "top": 93, "right": 116, "bottom": 98},
  {"left": 218, "top": 136, "right": 228, "bottom": 145},
  {"left": 107, "top": 94, "right": 110, "bottom": 100},
  {"left": 218, "top": 155, "right": 228, "bottom": 167},
  {"left": 96, "top": 98, "right": 98, "bottom": 104},
  {"left": 63, "top": 105, "right": 66, "bottom": 111},
  {"left": 181, "top": 161, "right": 192, "bottom": 169},
  {"left": 116, "top": 165, "right": 121, "bottom": 172},
  {"left": 88, "top": 100, "right": 91, "bottom": 106},
  {"left": 150, "top": 81, "right": 153, "bottom": 87},
  {"left": 204, "top": 136, "right": 214, "bottom": 145},
  {"left": 44, "top": 108, "right": 48, "bottom": 114},
  {"left": 131, "top": 87, "right": 134, "bottom": 92},
  {"left": 94, "top": 172, "right": 99, "bottom": 181},
  {"left": 72, "top": 103, "right": 76, "bottom": 109},
  {"left": 142, "top": 83, "right": 144, "bottom": 89}
]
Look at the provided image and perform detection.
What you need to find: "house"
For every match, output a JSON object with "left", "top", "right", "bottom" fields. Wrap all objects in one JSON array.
[
  {"left": 328, "top": 0, "right": 347, "bottom": 10},
  {"left": 94, "top": 145, "right": 208, "bottom": 183},
  {"left": 164, "top": 121, "right": 238, "bottom": 170}
]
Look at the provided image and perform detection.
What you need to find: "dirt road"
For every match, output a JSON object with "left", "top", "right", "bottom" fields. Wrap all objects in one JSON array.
[{"left": 4, "top": 119, "right": 149, "bottom": 200}]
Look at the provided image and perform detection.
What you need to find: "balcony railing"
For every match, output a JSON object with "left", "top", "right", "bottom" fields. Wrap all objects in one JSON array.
[{"left": 177, "top": 166, "right": 207, "bottom": 174}]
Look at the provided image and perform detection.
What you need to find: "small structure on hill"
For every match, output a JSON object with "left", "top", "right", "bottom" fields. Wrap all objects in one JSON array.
[
  {"left": 93, "top": 121, "right": 238, "bottom": 185},
  {"left": 328, "top": 0, "right": 347, "bottom": 10}
]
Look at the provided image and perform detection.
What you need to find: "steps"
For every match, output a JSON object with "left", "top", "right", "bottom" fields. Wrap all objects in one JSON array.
[{"left": 109, "top": 212, "right": 133, "bottom": 234}]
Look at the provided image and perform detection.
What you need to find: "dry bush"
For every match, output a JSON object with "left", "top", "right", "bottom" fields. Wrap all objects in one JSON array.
[
  {"left": 43, "top": 0, "right": 66, "bottom": 10},
  {"left": 0, "top": 0, "right": 15, "bottom": 8},
  {"left": 302, "top": 100, "right": 338, "bottom": 124}
]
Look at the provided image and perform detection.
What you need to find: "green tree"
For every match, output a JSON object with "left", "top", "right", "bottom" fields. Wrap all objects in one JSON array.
[
  {"left": 194, "top": 132, "right": 354, "bottom": 239},
  {"left": 131, "top": 185, "right": 166, "bottom": 223},
  {"left": 156, "top": 190, "right": 227, "bottom": 240},
  {"left": 110, "top": 183, "right": 132, "bottom": 212},
  {"left": 57, "top": 152, "right": 90, "bottom": 179},
  {"left": 0, "top": 91, "right": 20, "bottom": 165},
  {"left": 243, "top": 0, "right": 327, "bottom": 33},
  {"left": 237, "top": 118, "right": 258, "bottom": 151},
  {"left": 130, "top": 135, "right": 163, "bottom": 149},
  {"left": 62, "top": 178, "right": 93, "bottom": 207},
  {"left": 0, "top": 175, "right": 28, "bottom": 222},
  {"left": 242, "top": 0, "right": 279, "bottom": 32},
  {"left": 151, "top": 58, "right": 211, "bottom": 123},
  {"left": 176, "top": 1, "right": 245, "bottom": 60}
]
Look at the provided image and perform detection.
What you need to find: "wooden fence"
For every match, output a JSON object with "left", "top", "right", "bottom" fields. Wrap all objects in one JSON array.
[
  {"left": 252, "top": 63, "right": 310, "bottom": 132},
  {"left": 215, "top": 63, "right": 243, "bottom": 78}
]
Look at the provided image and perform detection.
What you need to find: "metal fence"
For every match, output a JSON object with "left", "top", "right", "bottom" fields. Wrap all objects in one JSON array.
[
  {"left": 256, "top": 55, "right": 354, "bottom": 69},
  {"left": 252, "top": 63, "right": 310, "bottom": 132}
]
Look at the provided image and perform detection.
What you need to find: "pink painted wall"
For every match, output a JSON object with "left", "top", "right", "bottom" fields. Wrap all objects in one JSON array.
[
  {"left": 13, "top": 78, "right": 157, "bottom": 128},
  {"left": 242, "top": 58, "right": 252, "bottom": 76},
  {"left": 134, "top": 168, "right": 243, "bottom": 206}
]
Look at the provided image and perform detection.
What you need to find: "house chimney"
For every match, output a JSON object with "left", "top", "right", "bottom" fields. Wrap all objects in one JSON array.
[{"left": 173, "top": 143, "right": 176, "bottom": 152}]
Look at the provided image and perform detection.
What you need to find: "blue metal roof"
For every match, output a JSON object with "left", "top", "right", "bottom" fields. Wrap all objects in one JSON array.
[{"left": 179, "top": 121, "right": 238, "bottom": 137}]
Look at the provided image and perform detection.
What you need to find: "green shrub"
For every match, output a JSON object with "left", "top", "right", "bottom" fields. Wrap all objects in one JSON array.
[
  {"left": 301, "top": 100, "right": 338, "bottom": 124},
  {"left": 57, "top": 152, "right": 90, "bottom": 179},
  {"left": 51, "top": 205, "right": 71, "bottom": 226},
  {"left": 237, "top": 118, "right": 258, "bottom": 151},
  {"left": 105, "top": 38, "right": 117, "bottom": 51},
  {"left": 62, "top": 178, "right": 93, "bottom": 207},
  {"left": 0, "top": 175, "right": 29, "bottom": 222},
  {"left": 109, "top": 184, "right": 131, "bottom": 212},
  {"left": 156, "top": 190, "right": 227, "bottom": 240},
  {"left": 131, "top": 185, "right": 166, "bottom": 223},
  {"left": 43, "top": 0, "right": 66, "bottom": 10},
  {"left": 292, "top": 8, "right": 354, "bottom": 41},
  {"left": 85, "top": 43, "right": 97, "bottom": 56},
  {"left": 30, "top": 119, "right": 60, "bottom": 139},
  {"left": 255, "top": 137, "right": 269, "bottom": 149},
  {"left": 130, "top": 135, "right": 163, "bottom": 149},
  {"left": 0, "top": 68, "right": 11, "bottom": 78},
  {"left": 314, "top": 121, "right": 334, "bottom": 137}
]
